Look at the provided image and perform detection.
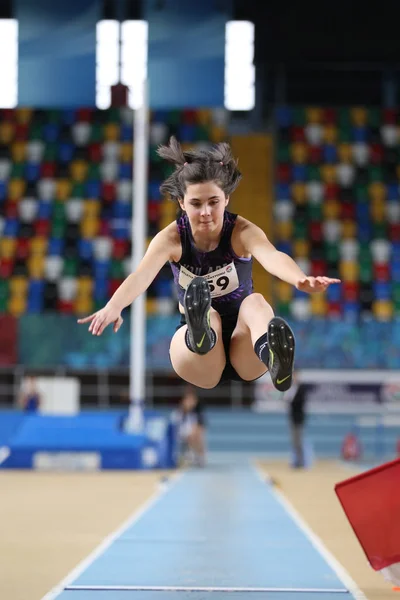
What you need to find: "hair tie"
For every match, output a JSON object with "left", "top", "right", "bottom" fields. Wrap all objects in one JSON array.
[
  {"left": 184, "top": 162, "right": 188, "bottom": 166},
  {"left": 220, "top": 161, "right": 224, "bottom": 166}
]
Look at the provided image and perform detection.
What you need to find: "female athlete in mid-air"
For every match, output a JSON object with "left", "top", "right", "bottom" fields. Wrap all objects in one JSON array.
[{"left": 78, "top": 137, "right": 340, "bottom": 391}]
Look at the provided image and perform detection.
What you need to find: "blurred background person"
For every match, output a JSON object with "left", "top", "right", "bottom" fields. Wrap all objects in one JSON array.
[
  {"left": 284, "top": 371, "right": 308, "bottom": 469},
  {"left": 171, "top": 385, "right": 207, "bottom": 467},
  {"left": 17, "top": 375, "right": 42, "bottom": 413}
]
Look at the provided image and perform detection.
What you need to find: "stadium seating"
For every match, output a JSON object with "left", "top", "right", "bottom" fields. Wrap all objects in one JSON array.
[
  {"left": 275, "top": 106, "right": 398, "bottom": 321},
  {"left": 0, "top": 107, "right": 228, "bottom": 317}
]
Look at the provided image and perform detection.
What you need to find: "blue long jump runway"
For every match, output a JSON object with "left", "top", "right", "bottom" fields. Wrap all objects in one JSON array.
[{"left": 43, "top": 462, "right": 365, "bottom": 600}]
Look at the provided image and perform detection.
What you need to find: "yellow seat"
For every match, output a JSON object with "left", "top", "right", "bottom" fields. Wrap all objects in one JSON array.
[
  {"left": 323, "top": 125, "right": 337, "bottom": 144},
  {"left": 276, "top": 221, "right": 293, "bottom": 241},
  {"left": 341, "top": 220, "right": 357, "bottom": 239},
  {"left": 104, "top": 123, "right": 120, "bottom": 141},
  {"left": 291, "top": 142, "right": 308, "bottom": 164},
  {"left": 80, "top": 218, "right": 99, "bottom": 238},
  {"left": 306, "top": 107, "right": 323, "bottom": 123},
  {"left": 373, "top": 300, "right": 393, "bottom": 321},
  {"left": 209, "top": 125, "right": 226, "bottom": 143},
  {"left": 311, "top": 294, "right": 327, "bottom": 316},
  {"left": 337, "top": 143, "right": 352, "bottom": 163},
  {"left": 70, "top": 160, "right": 88, "bottom": 183},
  {"left": 291, "top": 182, "right": 307, "bottom": 205},
  {"left": 82, "top": 199, "right": 100, "bottom": 219},
  {"left": 8, "top": 294, "right": 26, "bottom": 316},
  {"left": 30, "top": 237, "right": 48, "bottom": 256},
  {"left": 120, "top": 142, "right": 133, "bottom": 163},
  {"left": 323, "top": 199, "right": 340, "bottom": 219},
  {"left": 320, "top": 165, "right": 336, "bottom": 183},
  {"left": 0, "top": 237, "right": 16, "bottom": 258},
  {"left": 350, "top": 107, "right": 367, "bottom": 127},
  {"left": 370, "top": 201, "right": 385, "bottom": 222},
  {"left": 368, "top": 182, "right": 386, "bottom": 203},
  {"left": 16, "top": 107, "right": 33, "bottom": 124},
  {"left": 76, "top": 276, "right": 93, "bottom": 295},
  {"left": 74, "top": 296, "right": 93, "bottom": 316},
  {"left": 11, "top": 141, "right": 26, "bottom": 162},
  {"left": 8, "top": 178, "right": 26, "bottom": 200},
  {"left": 197, "top": 108, "right": 212, "bottom": 126},
  {"left": 27, "top": 255, "right": 45, "bottom": 279},
  {"left": 146, "top": 297, "right": 158, "bottom": 315},
  {"left": 0, "top": 122, "right": 14, "bottom": 144},
  {"left": 10, "top": 276, "right": 28, "bottom": 295},
  {"left": 293, "top": 239, "right": 310, "bottom": 258},
  {"left": 340, "top": 260, "right": 359, "bottom": 281},
  {"left": 277, "top": 281, "right": 293, "bottom": 302},
  {"left": 56, "top": 179, "right": 72, "bottom": 201}
]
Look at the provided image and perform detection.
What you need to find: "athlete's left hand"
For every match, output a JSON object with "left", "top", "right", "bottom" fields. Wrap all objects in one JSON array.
[{"left": 296, "top": 276, "right": 341, "bottom": 293}]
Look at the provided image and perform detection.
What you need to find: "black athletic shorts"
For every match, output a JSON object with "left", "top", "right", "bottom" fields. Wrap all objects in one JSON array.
[{"left": 175, "top": 312, "right": 264, "bottom": 384}]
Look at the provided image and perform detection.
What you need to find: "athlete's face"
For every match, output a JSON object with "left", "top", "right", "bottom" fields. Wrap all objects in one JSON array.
[{"left": 180, "top": 182, "right": 228, "bottom": 232}]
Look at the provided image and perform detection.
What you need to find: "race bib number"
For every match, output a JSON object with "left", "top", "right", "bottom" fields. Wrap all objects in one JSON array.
[{"left": 178, "top": 262, "right": 239, "bottom": 298}]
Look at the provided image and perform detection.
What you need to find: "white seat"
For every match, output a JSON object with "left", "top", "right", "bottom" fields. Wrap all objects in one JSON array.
[
  {"left": 306, "top": 181, "right": 324, "bottom": 203},
  {"left": 65, "top": 199, "right": 84, "bottom": 223},
  {"left": 103, "top": 141, "right": 120, "bottom": 161},
  {"left": 290, "top": 298, "right": 311, "bottom": 320},
  {"left": 120, "top": 107, "right": 134, "bottom": 125},
  {"left": 93, "top": 236, "right": 113, "bottom": 261},
  {"left": 274, "top": 200, "right": 294, "bottom": 221},
  {"left": 58, "top": 277, "right": 77, "bottom": 301},
  {"left": 387, "top": 201, "right": 400, "bottom": 223},
  {"left": 37, "top": 178, "right": 56, "bottom": 201},
  {"left": 100, "top": 160, "right": 118, "bottom": 182},
  {"left": 340, "top": 239, "right": 359, "bottom": 261},
  {"left": 370, "top": 239, "right": 391, "bottom": 262},
  {"left": 381, "top": 124, "right": 398, "bottom": 147},
  {"left": 336, "top": 163, "right": 355, "bottom": 187},
  {"left": 323, "top": 219, "right": 341, "bottom": 242},
  {"left": 117, "top": 179, "right": 132, "bottom": 202},
  {"left": 352, "top": 142, "right": 369, "bottom": 167},
  {"left": 295, "top": 257, "right": 310, "bottom": 275},
  {"left": 26, "top": 141, "right": 45, "bottom": 162},
  {"left": 45, "top": 256, "right": 64, "bottom": 282},
  {"left": 150, "top": 122, "right": 168, "bottom": 146},
  {"left": 156, "top": 298, "right": 175, "bottom": 315},
  {"left": 212, "top": 107, "right": 228, "bottom": 127},
  {"left": 0, "top": 159, "right": 11, "bottom": 180},
  {"left": 304, "top": 123, "right": 323, "bottom": 145},
  {"left": 72, "top": 122, "right": 91, "bottom": 146},
  {"left": 18, "top": 198, "right": 38, "bottom": 222}
]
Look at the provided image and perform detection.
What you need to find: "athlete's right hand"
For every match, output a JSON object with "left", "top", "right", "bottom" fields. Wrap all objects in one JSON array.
[{"left": 77, "top": 302, "right": 123, "bottom": 336}]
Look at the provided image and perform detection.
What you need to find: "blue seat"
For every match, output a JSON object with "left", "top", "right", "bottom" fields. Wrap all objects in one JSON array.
[
  {"left": 276, "top": 241, "right": 292, "bottom": 255},
  {"left": 112, "top": 201, "right": 131, "bottom": 219},
  {"left": 93, "top": 260, "right": 110, "bottom": 279},
  {"left": 25, "top": 162, "right": 40, "bottom": 182},
  {"left": 357, "top": 221, "right": 372, "bottom": 242},
  {"left": 154, "top": 279, "right": 172, "bottom": 297},
  {"left": 86, "top": 180, "right": 101, "bottom": 198},
  {"left": 275, "top": 183, "right": 290, "bottom": 201},
  {"left": 48, "top": 238, "right": 64, "bottom": 256},
  {"left": 276, "top": 106, "right": 292, "bottom": 128},
  {"left": 121, "top": 124, "right": 133, "bottom": 141},
  {"left": 37, "top": 200, "right": 52, "bottom": 219},
  {"left": 327, "top": 284, "right": 341, "bottom": 302},
  {"left": 58, "top": 142, "right": 75, "bottom": 163},
  {"left": 78, "top": 239, "right": 93, "bottom": 260},
  {"left": 0, "top": 181, "right": 7, "bottom": 200},
  {"left": 43, "top": 123, "right": 60, "bottom": 143},
  {"left": 352, "top": 127, "right": 368, "bottom": 143},
  {"left": 373, "top": 282, "right": 391, "bottom": 300},
  {"left": 148, "top": 180, "right": 162, "bottom": 201},
  {"left": 61, "top": 109, "right": 76, "bottom": 126},
  {"left": 3, "top": 219, "right": 19, "bottom": 237},
  {"left": 292, "top": 165, "right": 307, "bottom": 182},
  {"left": 119, "top": 163, "right": 132, "bottom": 178},
  {"left": 323, "top": 144, "right": 338, "bottom": 163},
  {"left": 356, "top": 203, "right": 370, "bottom": 222},
  {"left": 178, "top": 124, "right": 196, "bottom": 142},
  {"left": 94, "top": 278, "right": 108, "bottom": 301},
  {"left": 27, "top": 280, "right": 44, "bottom": 312}
]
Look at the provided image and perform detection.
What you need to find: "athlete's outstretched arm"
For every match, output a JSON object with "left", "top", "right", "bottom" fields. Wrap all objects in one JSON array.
[
  {"left": 78, "top": 225, "right": 178, "bottom": 335},
  {"left": 240, "top": 222, "right": 341, "bottom": 293}
]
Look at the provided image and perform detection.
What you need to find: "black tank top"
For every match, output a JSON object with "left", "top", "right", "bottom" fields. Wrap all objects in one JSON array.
[{"left": 169, "top": 210, "right": 254, "bottom": 317}]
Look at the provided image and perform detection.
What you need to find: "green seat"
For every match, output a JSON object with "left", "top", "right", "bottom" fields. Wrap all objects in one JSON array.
[
  {"left": 393, "top": 283, "right": 400, "bottom": 304},
  {"left": 167, "top": 110, "right": 181, "bottom": 126},
  {"left": 293, "top": 220, "right": 308, "bottom": 239},
  {"left": 29, "top": 123, "right": 42, "bottom": 141},
  {"left": 110, "top": 259, "right": 124, "bottom": 279},
  {"left": 307, "top": 203, "right": 322, "bottom": 220},
  {"left": 0, "top": 279, "right": 9, "bottom": 301},
  {"left": 44, "top": 143, "right": 57, "bottom": 161},
  {"left": 359, "top": 243, "right": 372, "bottom": 263},
  {"left": 277, "top": 143, "right": 290, "bottom": 163},
  {"left": 369, "top": 166, "right": 383, "bottom": 182},
  {"left": 149, "top": 146, "right": 163, "bottom": 164},
  {"left": 90, "top": 124, "right": 102, "bottom": 143},
  {"left": 292, "top": 107, "right": 306, "bottom": 126},
  {"left": 338, "top": 108, "right": 351, "bottom": 129},
  {"left": 71, "top": 183, "right": 85, "bottom": 197},
  {"left": 106, "top": 108, "right": 120, "bottom": 123},
  {"left": 51, "top": 221, "right": 66, "bottom": 238},
  {"left": 325, "top": 242, "right": 340, "bottom": 263},
  {"left": 307, "top": 165, "right": 321, "bottom": 181},
  {"left": 196, "top": 125, "right": 210, "bottom": 141},
  {"left": 355, "top": 185, "right": 369, "bottom": 202},
  {"left": 47, "top": 109, "right": 61, "bottom": 124},
  {"left": 368, "top": 108, "right": 381, "bottom": 129},
  {"left": 359, "top": 263, "right": 373, "bottom": 283},
  {"left": 10, "top": 163, "right": 24, "bottom": 178},
  {"left": 87, "top": 163, "right": 100, "bottom": 179},
  {"left": 276, "top": 301, "right": 290, "bottom": 317},
  {"left": 372, "top": 222, "right": 387, "bottom": 238},
  {"left": 63, "top": 258, "right": 78, "bottom": 276},
  {"left": 52, "top": 202, "right": 65, "bottom": 223}
]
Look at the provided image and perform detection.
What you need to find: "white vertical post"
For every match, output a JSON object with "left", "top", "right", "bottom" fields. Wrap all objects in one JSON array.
[{"left": 127, "top": 80, "right": 149, "bottom": 432}]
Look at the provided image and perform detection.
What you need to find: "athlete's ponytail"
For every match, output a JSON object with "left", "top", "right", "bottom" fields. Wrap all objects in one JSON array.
[{"left": 157, "top": 136, "right": 242, "bottom": 203}]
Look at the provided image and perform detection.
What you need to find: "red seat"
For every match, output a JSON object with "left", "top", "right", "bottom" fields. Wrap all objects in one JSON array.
[
  {"left": 99, "top": 220, "right": 111, "bottom": 236},
  {"left": 113, "top": 240, "right": 129, "bottom": 259},
  {"left": 311, "top": 258, "right": 327, "bottom": 276},
  {"left": 108, "top": 278, "right": 124, "bottom": 296},
  {"left": 77, "top": 108, "right": 93, "bottom": 122},
  {"left": 276, "top": 163, "right": 291, "bottom": 183},
  {"left": 16, "top": 238, "right": 30, "bottom": 260},
  {"left": 341, "top": 202, "right": 356, "bottom": 220},
  {"left": 370, "top": 144, "right": 384, "bottom": 164},
  {"left": 0, "top": 258, "right": 14, "bottom": 278},
  {"left": 15, "top": 123, "right": 29, "bottom": 140},
  {"left": 88, "top": 143, "right": 102, "bottom": 163},
  {"left": 389, "top": 223, "right": 400, "bottom": 241},
  {"left": 327, "top": 301, "right": 341, "bottom": 317},
  {"left": 325, "top": 183, "right": 339, "bottom": 199},
  {"left": 291, "top": 126, "right": 306, "bottom": 142},
  {"left": 57, "top": 299, "right": 74, "bottom": 313},
  {"left": 309, "top": 145, "right": 322, "bottom": 165},
  {"left": 374, "top": 262, "right": 390, "bottom": 281},
  {"left": 309, "top": 221, "right": 323, "bottom": 243},
  {"left": 324, "top": 108, "right": 337, "bottom": 124},
  {"left": 102, "top": 182, "right": 116, "bottom": 202},
  {"left": 343, "top": 281, "right": 359, "bottom": 301},
  {"left": 5, "top": 202, "right": 18, "bottom": 218},
  {"left": 34, "top": 219, "right": 51, "bottom": 237},
  {"left": 40, "top": 162, "right": 56, "bottom": 178}
]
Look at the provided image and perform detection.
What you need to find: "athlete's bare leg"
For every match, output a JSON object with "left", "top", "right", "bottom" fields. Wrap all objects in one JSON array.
[{"left": 169, "top": 307, "right": 226, "bottom": 389}]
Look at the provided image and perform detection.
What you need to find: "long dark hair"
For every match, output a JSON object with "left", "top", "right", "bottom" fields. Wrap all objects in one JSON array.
[{"left": 157, "top": 136, "right": 242, "bottom": 205}]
